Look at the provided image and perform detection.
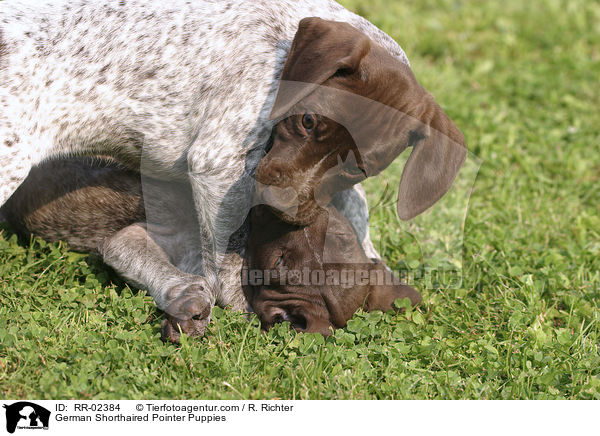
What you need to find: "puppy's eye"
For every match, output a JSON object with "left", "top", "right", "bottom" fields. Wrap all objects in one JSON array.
[
  {"left": 273, "top": 251, "right": 285, "bottom": 268},
  {"left": 274, "top": 255, "right": 284, "bottom": 268},
  {"left": 301, "top": 114, "right": 315, "bottom": 132}
]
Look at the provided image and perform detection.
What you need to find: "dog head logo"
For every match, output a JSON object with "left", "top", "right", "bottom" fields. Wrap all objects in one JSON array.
[{"left": 2, "top": 402, "right": 50, "bottom": 434}]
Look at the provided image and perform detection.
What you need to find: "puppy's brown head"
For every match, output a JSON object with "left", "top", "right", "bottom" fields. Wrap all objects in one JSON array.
[
  {"left": 243, "top": 205, "right": 421, "bottom": 335},
  {"left": 255, "top": 18, "right": 466, "bottom": 225}
]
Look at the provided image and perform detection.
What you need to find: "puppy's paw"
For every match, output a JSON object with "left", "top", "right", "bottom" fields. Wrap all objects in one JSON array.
[
  {"left": 161, "top": 313, "right": 210, "bottom": 344},
  {"left": 161, "top": 283, "right": 213, "bottom": 343}
]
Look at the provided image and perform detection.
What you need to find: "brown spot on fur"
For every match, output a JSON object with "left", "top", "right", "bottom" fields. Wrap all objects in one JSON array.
[
  {"left": 144, "top": 68, "right": 157, "bottom": 79},
  {"left": 0, "top": 27, "right": 6, "bottom": 62}
]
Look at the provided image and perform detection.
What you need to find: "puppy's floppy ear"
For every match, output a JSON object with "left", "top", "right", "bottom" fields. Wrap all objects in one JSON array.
[
  {"left": 396, "top": 90, "right": 467, "bottom": 220},
  {"left": 270, "top": 17, "right": 371, "bottom": 120}
]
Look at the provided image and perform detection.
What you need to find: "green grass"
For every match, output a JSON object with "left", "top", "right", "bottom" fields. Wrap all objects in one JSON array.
[{"left": 1, "top": 0, "right": 599, "bottom": 399}]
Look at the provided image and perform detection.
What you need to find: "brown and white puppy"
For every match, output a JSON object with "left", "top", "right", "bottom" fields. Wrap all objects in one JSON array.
[
  {"left": 256, "top": 18, "right": 466, "bottom": 225},
  {"left": 244, "top": 205, "right": 421, "bottom": 336}
]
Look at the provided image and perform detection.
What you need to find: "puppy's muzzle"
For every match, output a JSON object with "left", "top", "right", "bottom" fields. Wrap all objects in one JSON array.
[{"left": 254, "top": 183, "right": 299, "bottom": 216}]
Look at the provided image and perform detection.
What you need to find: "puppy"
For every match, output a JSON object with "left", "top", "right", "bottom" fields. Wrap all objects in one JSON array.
[
  {"left": 256, "top": 18, "right": 466, "bottom": 225},
  {"left": 244, "top": 205, "right": 421, "bottom": 335}
]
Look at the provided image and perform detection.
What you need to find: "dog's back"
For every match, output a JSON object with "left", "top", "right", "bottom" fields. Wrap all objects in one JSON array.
[
  {"left": 1, "top": 157, "right": 144, "bottom": 252},
  {"left": 0, "top": 0, "right": 410, "bottom": 205}
]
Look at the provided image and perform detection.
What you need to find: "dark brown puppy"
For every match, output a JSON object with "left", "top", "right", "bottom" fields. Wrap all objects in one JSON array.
[
  {"left": 256, "top": 18, "right": 466, "bottom": 225},
  {"left": 244, "top": 205, "right": 421, "bottom": 335}
]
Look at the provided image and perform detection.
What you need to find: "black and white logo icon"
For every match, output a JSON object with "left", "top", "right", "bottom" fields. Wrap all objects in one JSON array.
[{"left": 3, "top": 402, "right": 50, "bottom": 434}]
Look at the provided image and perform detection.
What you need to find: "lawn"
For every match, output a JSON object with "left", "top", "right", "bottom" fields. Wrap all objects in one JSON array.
[{"left": 1, "top": 0, "right": 599, "bottom": 399}]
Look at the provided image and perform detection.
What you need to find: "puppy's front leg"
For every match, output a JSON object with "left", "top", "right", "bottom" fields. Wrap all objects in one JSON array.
[
  {"left": 98, "top": 223, "right": 215, "bottom": 342},
  {"left": 186, "top": 147, "right": 259, "bottom": 307}
]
